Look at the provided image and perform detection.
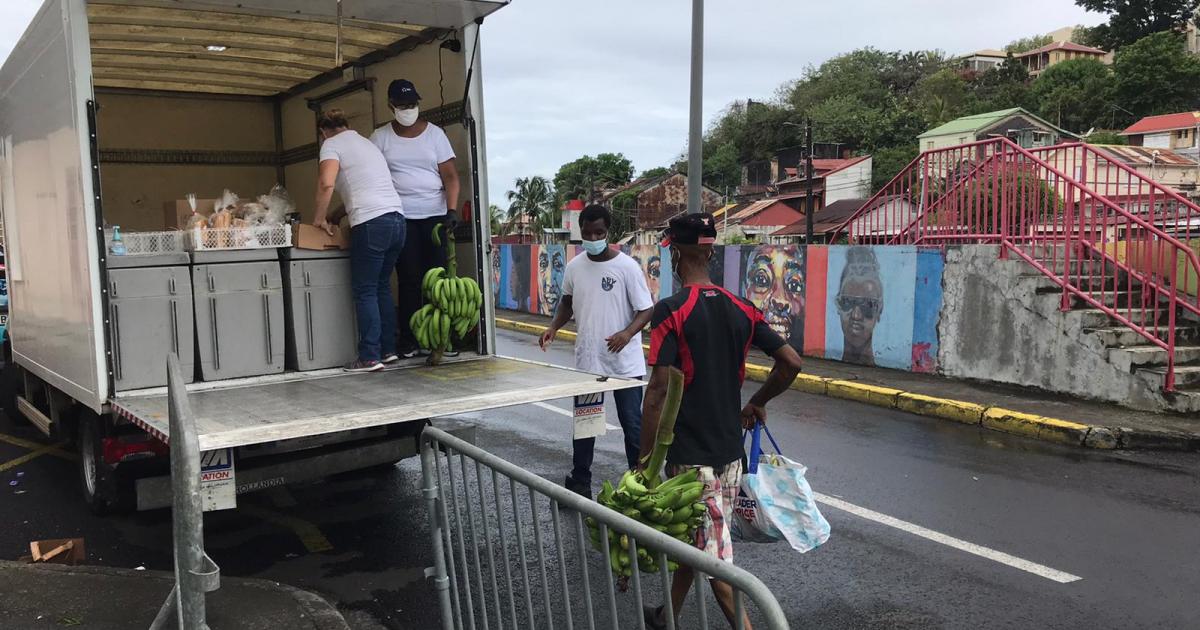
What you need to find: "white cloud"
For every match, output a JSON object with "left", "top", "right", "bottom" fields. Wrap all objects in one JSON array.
[{"left": 0, "top": 0, "right": 1104, "bottom": 210}]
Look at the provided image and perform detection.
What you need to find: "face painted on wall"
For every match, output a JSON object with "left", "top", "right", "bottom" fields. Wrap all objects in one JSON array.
[
  {"left": 836, "top": 247, "right": 883, "bottom": 365},
  {"left": 744, "top": 246, "right": 805, "bottom": 340},
  {"left": 491, "top": 247, "right": 502, "bottom": 300},
  {"left": 508, "top": 247, "right": 530, "bottom": 310},
  {"left": 631, "top": 245, "right": 661, "bottom": 300},
  {"left": 538, "top": 247, "right": 566, "bottom": 315}
]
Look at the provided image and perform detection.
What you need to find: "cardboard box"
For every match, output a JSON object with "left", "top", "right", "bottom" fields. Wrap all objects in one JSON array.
[
  {"left": 164, "top": 199, "right": 216, "bottom": 229},
  {"left": 294, "top": 223, "right": 350, "bottom": 250}
]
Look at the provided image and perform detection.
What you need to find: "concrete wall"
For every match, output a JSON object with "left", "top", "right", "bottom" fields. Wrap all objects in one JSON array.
[
  {"left": 497, "top": 243, "right": 942, "bottom": 371},
  {"left": 937, "top": 245, "right": 1167, "bottom": 410},
  {"left": 495, "top": 242, "right": 1181, "bottom": 410}
]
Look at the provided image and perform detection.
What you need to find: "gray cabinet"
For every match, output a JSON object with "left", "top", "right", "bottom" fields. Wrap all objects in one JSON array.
[
  {"left": 108, "top": 266, "right": 194, "bottom": 391},
  {"left": 193, "top": 261, "right": 285, "bottom": 380},
  {"left": 285, "top": 253, "right": 357, "bottom": 371}
]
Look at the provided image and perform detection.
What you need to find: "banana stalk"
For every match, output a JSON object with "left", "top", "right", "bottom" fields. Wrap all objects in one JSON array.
[{"left": 642, "top": 367, "right": 685, "bottom": 489}]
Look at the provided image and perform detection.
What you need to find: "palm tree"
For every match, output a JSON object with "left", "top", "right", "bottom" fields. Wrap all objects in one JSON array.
[
  {"left": 505, "top": 176, "right": 556, "bottom": 235},
  {"left": 488, "top": 204, "right": 507, "bottom": 236}
]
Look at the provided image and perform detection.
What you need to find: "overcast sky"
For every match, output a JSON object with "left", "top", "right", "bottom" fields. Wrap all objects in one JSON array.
[{"left": 0, "top": 0, "right": 1104, "bottom": 209}]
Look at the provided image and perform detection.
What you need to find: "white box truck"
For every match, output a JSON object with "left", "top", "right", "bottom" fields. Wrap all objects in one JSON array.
[{"left": 0, "top": 0, "right": 635, "bottom": 513}]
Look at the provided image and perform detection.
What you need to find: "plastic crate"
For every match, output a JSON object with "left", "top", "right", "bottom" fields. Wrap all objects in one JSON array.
[
  {"left": 186, "top": 224, "right": 292, "bottom": 251},
  {"left": 105, "top": 230, "right": 187, "bottom": 256}
]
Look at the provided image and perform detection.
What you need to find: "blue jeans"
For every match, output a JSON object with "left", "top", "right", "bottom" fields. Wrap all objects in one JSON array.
[
  {"left": 350, "top": 212, "right": 406, "bottom": 362},
  {"left": 570, "top": 381, "right": 644, "bottom": 488}
]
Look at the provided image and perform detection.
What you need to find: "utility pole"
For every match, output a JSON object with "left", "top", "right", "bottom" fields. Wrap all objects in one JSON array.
[
  {"left": 805, "top": 117, "right": 815, "bottom": 243},
  {"left": 687, "top": 0, "right": 704, "bottom": 214}
]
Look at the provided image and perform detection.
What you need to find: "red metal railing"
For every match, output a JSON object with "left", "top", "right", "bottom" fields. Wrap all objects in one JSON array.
[{"left": 831, "top": 137, "right": 1200, "bottom": 391}]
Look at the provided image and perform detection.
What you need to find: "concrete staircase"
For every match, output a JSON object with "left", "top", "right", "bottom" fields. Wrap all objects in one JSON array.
[
  {"left": 1023, "top": 250, "right": 1200, "bottom": 412},
  {"left": 938, "top": 245, "right": 1200, "bottom": 414}
]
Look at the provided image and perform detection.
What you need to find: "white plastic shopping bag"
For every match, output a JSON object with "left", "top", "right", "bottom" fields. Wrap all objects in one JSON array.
[{"left": 731, "top": 423, "right": 831, "bottom": 553}]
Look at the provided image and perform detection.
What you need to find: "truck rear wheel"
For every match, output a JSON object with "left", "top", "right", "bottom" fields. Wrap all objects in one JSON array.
[{"left": 77, "top": 412, "right": 134, "bottom": 515}]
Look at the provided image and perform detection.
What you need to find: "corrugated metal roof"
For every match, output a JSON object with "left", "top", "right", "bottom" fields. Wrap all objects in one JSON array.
[
  {"left": 1121, "top": 112, "right": 1200, "bottom": 135},
  {"left": 918, "top": 107, "right": 1075, "bottom": 140},
  {"left": 918, "top": 108, "right": 1023, "bottom": 139},
  {"left": 771, "top": 198, "right": 867, "bottom": 236},
  {"left": 1094, "top": 145, "right": 1198, "bottom": 167},
  {"left": 775, "top": 156, "right": 870, "bottom": 184},
  {"left": 1015, "top": 41, "right": 1107, "bottom": 57},
  {"left": 729, "top": 199, "right": 781, "bottom": 222}
]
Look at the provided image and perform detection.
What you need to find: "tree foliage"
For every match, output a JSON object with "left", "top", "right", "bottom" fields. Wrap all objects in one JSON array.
[
  {"left": 1030, "top": 59, "right": 1115, "bottom": 133},
  {"left": 552, "top": 153, "right": 634, "bottom": 203},
  {"left": 1005, "top": 34, "right": 1053, "bottom": 53},
  {"left": 639, "top": 166, "right": 671, "bottom": 180},
  {"left": 505, "top": 176, "right": 556, "bottom": 231},
  {"left": 1111, "top": 32, "right": 1200, "bottom": 121},
  {"left": 1085, "top": 130, "right": 1128, "bottom": 145},
  {"left": 1074, "top": 0, "right": 1200, "bottom": 50}
]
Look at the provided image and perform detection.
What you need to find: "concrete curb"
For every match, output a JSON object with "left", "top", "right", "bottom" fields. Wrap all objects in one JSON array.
[
  {"left": 0, "top": 561, "right": 351, "bottom": 630},
  {"left": 495, "top": 317, "right": 1200, "bottom": 451}
]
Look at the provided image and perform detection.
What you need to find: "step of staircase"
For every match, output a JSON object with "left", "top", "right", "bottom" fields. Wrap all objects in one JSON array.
[
  {"left": 1138, "top": 365, "right": 1200, "bottom": 389},
  {"left": 1087, "top": 325, "right": 1200, "bottom": 347},
  {"left": 1073, "top": 308, "right": 1170, "bottom": 328},
  {"left": 1108, "top": 345, "right": 1200, "bottom": 370}
]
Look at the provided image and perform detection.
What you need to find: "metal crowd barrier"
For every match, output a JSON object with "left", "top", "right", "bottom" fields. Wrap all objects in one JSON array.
[
  {"left": 420, "top": 426, "right": 790, "bottom": 630},
  {"left": 150, "top": 354, "right": 221, "bottom": 630}
]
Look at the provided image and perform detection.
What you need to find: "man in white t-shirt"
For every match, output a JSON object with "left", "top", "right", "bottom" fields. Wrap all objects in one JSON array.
[
  {"left": 312, "top": 109, "right": 406, "bottom": 372},
  {"left": 370, "top": 79, "right": 462, "bottom": 358},
  {"left": 540, "top": 205, "right": 654, "bottom": 498}
]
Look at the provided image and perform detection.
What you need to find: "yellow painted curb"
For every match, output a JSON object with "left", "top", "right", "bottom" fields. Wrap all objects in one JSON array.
[
  {"left": 825, "top": 380, "right": 903, "bottom": 408},
  {"left": 896, "top": 393, "right": 985, "bottom": 425},
  {"left": 496, "top": 317, "right": 577, "bottom": 342},
  {"left": 982, "top": 408, "right": 1090, "bottom": 446},
  {"left": 792, "top": 373, "right": 831, "bottom": 396}
]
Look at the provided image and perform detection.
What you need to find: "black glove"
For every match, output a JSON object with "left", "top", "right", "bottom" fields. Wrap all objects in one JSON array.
[{"left": 444, "top": 210, "right": 460, "bottom": 232}]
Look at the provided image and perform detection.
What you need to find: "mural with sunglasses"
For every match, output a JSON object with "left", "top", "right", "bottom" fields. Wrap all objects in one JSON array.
[
  {"left": 493, "top": 243, "right": 942, "bottom": 373},
  {"left": 822, "top": 246, "right": 918, "bottom": 369}
]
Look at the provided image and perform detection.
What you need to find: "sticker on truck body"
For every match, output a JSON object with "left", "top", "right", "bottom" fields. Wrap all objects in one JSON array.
[
  {"left": 573, "top": 392, "right": 607, "bottom": 440},
  {"left": 200, "top": 448, "right": 236, "bottom": 511}
]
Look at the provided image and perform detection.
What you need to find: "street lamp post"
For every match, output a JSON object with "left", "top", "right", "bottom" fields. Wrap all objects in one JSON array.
[{"left": 687, "top": 0, "right": 704, "bottom": 215}]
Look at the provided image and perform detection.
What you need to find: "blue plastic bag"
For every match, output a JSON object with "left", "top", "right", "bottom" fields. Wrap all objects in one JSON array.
[{"left": 731, "top": 423, "right": 831, "bottom": 553}]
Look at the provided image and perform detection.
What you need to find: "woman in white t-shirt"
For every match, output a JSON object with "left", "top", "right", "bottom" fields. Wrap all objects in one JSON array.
[
  {"left": 313, "top": 109, "right": 406, "bottom": 373},
  {"left": 370, "top": 79, "right": 461, "bottom": 357}
]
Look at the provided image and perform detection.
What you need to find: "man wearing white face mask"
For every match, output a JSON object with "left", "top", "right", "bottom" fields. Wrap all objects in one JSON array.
[
  {"left": 539, "top": 205, "right": 654, "bottom": 499},
  {"left": 370, "top": 79, "right": 461, "bottom": 358}
]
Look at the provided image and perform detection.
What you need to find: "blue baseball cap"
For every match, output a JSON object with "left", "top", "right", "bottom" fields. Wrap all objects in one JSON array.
[{"left": 387, "top": 79, "right": 421, "bottom": 104}]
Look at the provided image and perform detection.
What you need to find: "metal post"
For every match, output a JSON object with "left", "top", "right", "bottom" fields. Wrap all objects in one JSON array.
[
  {"left": 687, "top": 0, "right": 704, "bottom": 214},
  {"left": 151, "top": 354, "right": 219, "bottom": 630},
  {"left": 804, "top": 118, "right": 815, "bottom": 242}
]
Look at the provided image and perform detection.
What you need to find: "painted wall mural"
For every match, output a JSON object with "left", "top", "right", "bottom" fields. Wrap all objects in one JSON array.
[{"left": 491, "top": 243, "right": 944, "bottom": 374}]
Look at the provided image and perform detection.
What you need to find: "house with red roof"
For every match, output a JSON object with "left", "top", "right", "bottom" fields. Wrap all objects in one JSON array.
[
  {"left": 1120, "top": 111, "right": 1200, "bottom": 159},
  {"left": 1014, "top": 41, "right": 1108, "bottom": 77},
  {"left": 774, "top": 155, "right": 873, "bottom": 212}
]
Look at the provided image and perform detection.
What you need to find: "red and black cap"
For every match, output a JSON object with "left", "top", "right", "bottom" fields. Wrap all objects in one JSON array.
[{"left": 661, "top": 212, "right": 718, "bottom": 247}]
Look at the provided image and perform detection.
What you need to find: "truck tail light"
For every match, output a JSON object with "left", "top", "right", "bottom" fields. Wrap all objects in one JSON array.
[{"left": 102, "top": 436, "right": 168, "bottom": 466}]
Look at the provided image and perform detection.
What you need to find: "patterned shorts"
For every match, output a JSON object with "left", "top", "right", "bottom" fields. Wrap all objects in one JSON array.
[{"left": 667, "top": 460, "right": 743, "bottom": 563}]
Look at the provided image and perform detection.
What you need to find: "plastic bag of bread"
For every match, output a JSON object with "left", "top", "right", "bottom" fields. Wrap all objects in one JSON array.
[
  {"left": 210, "top": 208, "right": 233, "bottom": 248},
  {"left": 257, "top": 185, "right": 294, "bottom": 225},
  {"left": 184, "top": 192, "right": 208, "bottom": 231}
]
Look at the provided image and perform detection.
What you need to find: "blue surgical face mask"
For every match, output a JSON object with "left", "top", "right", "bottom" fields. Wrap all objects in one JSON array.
[{"left": 581, "top": 239, "right": 607, "bottom": 256}]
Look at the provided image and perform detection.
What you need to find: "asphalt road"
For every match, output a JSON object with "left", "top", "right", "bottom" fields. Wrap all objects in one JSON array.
[{"left": 2, "top": 329, "right": 1198, "bottom": 629}]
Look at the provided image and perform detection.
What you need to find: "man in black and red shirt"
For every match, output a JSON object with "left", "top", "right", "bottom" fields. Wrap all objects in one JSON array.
[{"left": 639, "top": 213, "right": 803, "bottom": 630}]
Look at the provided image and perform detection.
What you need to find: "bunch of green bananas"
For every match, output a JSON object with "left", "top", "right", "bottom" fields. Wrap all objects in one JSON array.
[
  {"left": 409, "top": 222, "right": 483, "bottom": 357},
  {"left": 584, "top": 468, "right": 707, "bottom": 576},
  {"left": 411, "top": 267, "right": 483, "bottom": 352}
]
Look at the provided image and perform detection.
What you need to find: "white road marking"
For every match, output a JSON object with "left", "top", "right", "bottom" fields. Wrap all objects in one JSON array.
[
  {"left": 814, "top": 492, "right": 1082, "bottom": 584},
  {"left": 532, "top": 401, "right": 619, "bottom": 430}
]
